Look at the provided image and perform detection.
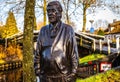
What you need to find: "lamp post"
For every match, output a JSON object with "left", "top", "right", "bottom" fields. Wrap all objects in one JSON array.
[
  {"left": 89, "top": 20, "right": 94, "bottom": 26},
  {"left": 89, "top": 20, "right": 94, "bottom": 33}
]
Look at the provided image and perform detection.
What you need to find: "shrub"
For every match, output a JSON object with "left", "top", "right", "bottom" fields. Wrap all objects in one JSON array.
[{"left": 97, "top": 29, "right": 105, "bottom": 36}]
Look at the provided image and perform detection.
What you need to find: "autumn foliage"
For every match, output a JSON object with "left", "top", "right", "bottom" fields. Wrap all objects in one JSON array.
[
  {"left": 0, "top": 12, "right": 19, "bottom": 38},
  {"left": 0, "top": 43, "right": 23, "bottom": 62},
  {"left": 37, "top": 21, "right": 44, "bottom": 30}
]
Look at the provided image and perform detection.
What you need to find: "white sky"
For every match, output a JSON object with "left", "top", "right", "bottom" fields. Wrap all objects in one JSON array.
[{"left": 0, "top": 0, "right": 120, "bottom": 31}]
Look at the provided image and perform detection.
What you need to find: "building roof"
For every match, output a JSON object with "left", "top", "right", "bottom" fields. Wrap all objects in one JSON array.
[
  {"left": 110, "top": 25, "right": 120, "bottom": 34},
  {"left": 105, "top": 20, "right": 120, "bottom": 35}
]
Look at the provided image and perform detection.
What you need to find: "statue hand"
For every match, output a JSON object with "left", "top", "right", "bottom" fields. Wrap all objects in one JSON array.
[
  {"left": 35, "top": 69, "right": 40, "bottom": 76},
  {"left": 65, "top": 73, "right": 75, "bottom": 82}
]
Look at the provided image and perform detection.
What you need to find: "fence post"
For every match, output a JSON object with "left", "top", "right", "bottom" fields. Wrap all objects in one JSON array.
[
  {"left": 80, "top": 37, "right": 82, "bottom": 46},
  {"left": 92, "top": 39, "right": 96, "bottom": 51},
  {"left": 99, "top": 39, "right": 102, "bottom": 53},
  {"left": 107, "top": 39, "right": 110, "bottom": 55},
  {"left": 116, "top": 35, "right": 120, "bottom": 54}
]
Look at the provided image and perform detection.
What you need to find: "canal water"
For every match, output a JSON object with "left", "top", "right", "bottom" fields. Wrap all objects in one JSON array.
[{"left": 0, "top": 68, "right": 23, "bottom": 82}]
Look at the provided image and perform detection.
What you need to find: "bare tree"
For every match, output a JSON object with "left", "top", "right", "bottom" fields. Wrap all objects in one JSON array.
[
  {"left": 62, "top": 0, "right": 79, "bottom": 24},
  {"left": 37, "top": 0, "right": 47, "bottom": 26},
  {"left": 62, "top": 0, "right": 71, "bottom": 24},
  {"left": 78, "top": 0, "right": 96, "bottom": 32},
  {"left": 1, "top": 0, "right": 120, "bottom": 32},
  {"left": 43, "top": 0, "right": 47, "bottom": 25}
]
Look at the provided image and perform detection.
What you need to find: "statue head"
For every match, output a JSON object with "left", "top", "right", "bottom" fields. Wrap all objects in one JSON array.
[{"left": 47, "top": 1, "right": 63, "bottom": 24}]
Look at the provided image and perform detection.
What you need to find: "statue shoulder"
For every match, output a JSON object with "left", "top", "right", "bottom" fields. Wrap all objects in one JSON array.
[
  {"left": 63, "top": 23, "right": 74, "bottom": 32},
  {"left": 38, "top": 25, "right": 49, "bottom": 35},
  {"left": 40, "top": 25, "right": 49, "bottom": 31}
]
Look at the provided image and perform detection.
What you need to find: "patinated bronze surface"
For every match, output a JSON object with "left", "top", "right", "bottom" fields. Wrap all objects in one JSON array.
[{"left": 34, "top": 1, "right": 79, "bottom": 82}]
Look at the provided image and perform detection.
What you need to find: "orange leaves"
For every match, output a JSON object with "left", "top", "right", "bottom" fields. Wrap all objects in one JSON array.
[
  {"left": 37, "top": 21, "right": 44, "bottom": 30},
  {"left": 0, "top": 43, "right": 23, "bottom": 62},
  {"left": 7, "top": 44, "right": 16, "bottom": 56}
]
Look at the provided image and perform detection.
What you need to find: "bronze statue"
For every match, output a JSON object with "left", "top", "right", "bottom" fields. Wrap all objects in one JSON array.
[{"left": 34, "top": 1, "right": 79, "bottom": 82}]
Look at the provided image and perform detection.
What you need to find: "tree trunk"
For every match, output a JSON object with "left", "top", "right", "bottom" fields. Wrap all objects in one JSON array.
[
  {"left": 43, "top": 0, "right": 47, "bottom": 25},
  {"left": 82, "top": 6, "right": 87, "bottom": 32},
  {"left": 81, "top": 0, "right": 96, "bottom": 32},
  {"left": 66, "top": 0, "right": 70, "bottom": 24},
  {"left": 23, "top": 0, "right": 36, "bottom": 82},
  {"left": 66, "top": 10, "right": 70, "bottom": 24}
]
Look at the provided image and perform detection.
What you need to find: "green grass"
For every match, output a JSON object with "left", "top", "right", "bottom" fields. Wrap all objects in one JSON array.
[
  {"left": 76, "top": 68, "right": 120, "bottom": 82},
  {"left": 77, "top": 53, "right": 120, "bottom": 82},
  {"left": 79, "top": 53, "right": 106, "bottom": 64}
]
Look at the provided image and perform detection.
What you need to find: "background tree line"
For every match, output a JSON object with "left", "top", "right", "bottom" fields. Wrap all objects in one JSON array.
[{"left": 0, "top": 0, "right": 120, "bottom": 32}]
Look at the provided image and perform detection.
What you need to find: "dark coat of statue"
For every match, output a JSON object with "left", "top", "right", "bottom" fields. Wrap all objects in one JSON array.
[{"left": 34, "top": 1, "right": 79, "bottom": 82}]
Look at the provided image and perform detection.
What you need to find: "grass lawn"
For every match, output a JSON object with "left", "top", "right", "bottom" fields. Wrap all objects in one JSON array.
[
  {"left": 79, "top": 53, "right": 106, "bottom": 64},
  {"left": 76, "top": 67, "right": 120, "bottom": 82}
]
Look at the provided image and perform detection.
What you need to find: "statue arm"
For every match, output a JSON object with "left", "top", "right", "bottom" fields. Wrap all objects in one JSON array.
[
  {"left": 65, "top": 28, "right": 79, "bottom": 81},
  {"left": 68, "top": 28, "right": 79, "bottom": 74},
  {"left": 34, "top": 33, "right": 42, "bottom": 76}
]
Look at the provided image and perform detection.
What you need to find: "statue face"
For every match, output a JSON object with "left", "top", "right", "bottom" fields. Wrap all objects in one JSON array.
[{"left": 47, "top": 5, "right": 60, "bottom": 24}]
